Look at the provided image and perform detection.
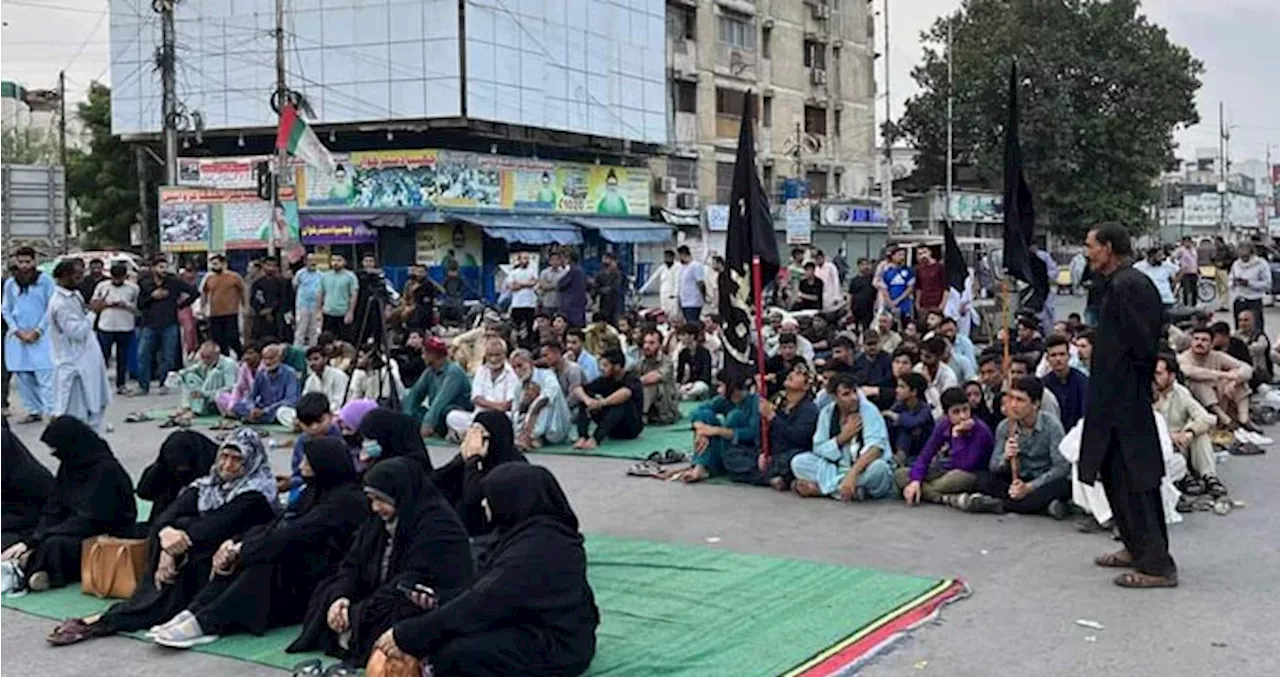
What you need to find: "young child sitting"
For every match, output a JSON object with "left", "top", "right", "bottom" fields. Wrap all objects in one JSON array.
[
  {"left": 281, "top": 392, "right": 344, "bottom": 507},
  {"left": 883, "top": 372, "right": 935, "bottom": 467}
]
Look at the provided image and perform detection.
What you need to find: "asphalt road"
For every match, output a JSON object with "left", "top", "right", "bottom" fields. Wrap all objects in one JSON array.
[{"left": 4, "top": 294, "right": 1279, "bottom": 676}]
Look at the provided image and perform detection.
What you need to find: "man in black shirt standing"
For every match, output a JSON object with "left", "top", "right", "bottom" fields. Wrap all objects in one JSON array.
[
  {"left": 796, "top": 261, "right": 824, "bottom": 312},
  {"left": 847, "top": 257, "right": 878, "bottom": 331},
  {"left": 137, "top": 255, "right": 199, "bottom": 395},
  {"left": 250, "top": 256, "right": 292, "bottom": 340},
  {"left": 571, "top": 349, "right": 644, "bottom": 449},
  {"left": 78, "top": 258, "right": 106, "bottom": 302}
]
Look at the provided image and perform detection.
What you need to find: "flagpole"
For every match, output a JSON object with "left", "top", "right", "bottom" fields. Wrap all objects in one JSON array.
[
  {"left": 945, "top": 16, "right": 954, "bottom": 234},
  {"left": 1000, "top": 273, "right": 1017, "bottom": 479},
  {"left": 752, "top": 255, "right": 771, "bottom": 461}
]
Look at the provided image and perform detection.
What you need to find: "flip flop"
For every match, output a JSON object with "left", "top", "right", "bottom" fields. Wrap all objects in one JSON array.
[
  {"left": 1114, "top": 571, "right": 1178, "bottom": 588},
  {"left": 291, "top": 659, "right": 324, "bottom": 677},
  {"left": 661, "top": 449, "right": 688, "bottom": 464},
  {"left": 626, "top": 461, "right": 664, "bottom": 478},
  {"left": 124, "top": 412, "right": 153, "bottom": 423}
]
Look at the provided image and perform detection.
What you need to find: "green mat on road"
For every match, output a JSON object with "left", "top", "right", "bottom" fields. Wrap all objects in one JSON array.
[{"left": 3, "top": 535, "right": 949, "bottom": 676}]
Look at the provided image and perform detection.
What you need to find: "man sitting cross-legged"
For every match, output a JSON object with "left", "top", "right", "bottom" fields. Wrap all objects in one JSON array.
[
  {"left": 1153, "top": 353, "right": 1228, "bottom": 498},
  {"left": 757, "top": 363, "right": 820, "bottom": 491},
  {"left": 791, "top": 373, "right": 895, "bottom": 502},
  {"left": 670, "top": 370, "right": 761, "bottom": 484},
  {"left": 764, "top": 333, "right": 808, "bottom": 397},
  {"left": 635, "top": 327, "right": 682, "bottom": 425},
  {"left": 510, "top": 348, "right": 572, "bottom": 449},
  {"left": 883, "top": 372, "right": 934, "bottom": 467},
  {"left": 1177, "top": 325, "right": 1260, "bottom": 441},
  {"left": 951, "top": 376, "right": 1070, "bottom": 518},
  {"left": 571, "top": 349, "right": 645, "bottom": 450},
  {"left": 895, "top": 386, "right": 994, "bottom": 506},
  {"left": 175, "top": 340, "right": 239, "bottom": 421},
  {"left": 231, "top": 343, "right": 300, "bottom": 425}
]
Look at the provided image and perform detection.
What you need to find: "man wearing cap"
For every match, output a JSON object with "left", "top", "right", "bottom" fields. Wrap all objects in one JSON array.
[{"left": 402, "top": 336, "right": 473, "bottom": 438}]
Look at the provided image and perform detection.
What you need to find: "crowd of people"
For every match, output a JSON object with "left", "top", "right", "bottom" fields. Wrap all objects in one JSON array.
[{"left": 2, "top": 221, "right": 1276, "bottom": 672}]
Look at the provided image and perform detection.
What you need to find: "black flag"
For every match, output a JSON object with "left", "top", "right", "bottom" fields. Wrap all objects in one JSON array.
[
  {"left": 719, "top": 90, "right": 779, "bottom": 383},
  {"left": 943, "top": 221, "right": 968, "bottom": 292},
  {"left": 1001, "top": 61, "right": 1036, "bottom": 287}
]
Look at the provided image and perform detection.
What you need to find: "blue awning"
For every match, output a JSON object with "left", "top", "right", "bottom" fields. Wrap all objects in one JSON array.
[
  {"left": 448, "top": 214, "right": 582, "bottom": 245},
  {"left": 569, "top": 218, "right": 673, "bottom": 244}
]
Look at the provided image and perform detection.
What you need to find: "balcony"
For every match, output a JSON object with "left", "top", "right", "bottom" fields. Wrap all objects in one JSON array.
[
  {"left": 671, "top": 42, "right": 697, "bottom": 76},
  {"left": 675, "top": 112, "right": 699, "bottom": 146}
]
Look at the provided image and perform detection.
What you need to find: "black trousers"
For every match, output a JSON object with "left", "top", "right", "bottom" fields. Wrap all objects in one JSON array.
[
  {"left": 510, "top": 307, "right": 535, "bottom": 347},
  {"left": 322, "top": 314, "right": 352, "bottom": 343},
  {"left": 1179, "top": 273, "right": 1198, "bottom": 307},
  {"left": 207, "top": 314, "right": 242, "bottom": 357},
  {"left": 977, "top": 471, "right": 1071, "bottom": 514},
  {"left": 1233, "top": 297, "right": 1265, "bottom": 337},
  {"left": 97, "top": 330, "right": 133, "bottom": 388},
  {"left": 576, "top": 403, "right": 643, "bottom": 443},
  {"left": 1101, "top": 443, "right": 1176, "bottom": 577}
]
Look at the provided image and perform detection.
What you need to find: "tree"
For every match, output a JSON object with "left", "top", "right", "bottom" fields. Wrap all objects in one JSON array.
[
  {"left": 65, "top": 82, "right": 151, "bottom": 248},
  {"left": 892, "top": 0, "right": 1202, "bottom": 240},
  {"left": 1, "top": 127, "right": 59, "bottom": 164}
]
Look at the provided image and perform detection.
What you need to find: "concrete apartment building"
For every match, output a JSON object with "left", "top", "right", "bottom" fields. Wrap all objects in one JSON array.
[{"left": 655, "top": 0, "right": 878, "bottom": 213}]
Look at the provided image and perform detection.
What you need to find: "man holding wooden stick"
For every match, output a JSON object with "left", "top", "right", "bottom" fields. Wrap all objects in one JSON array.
[{"left": 1079, "top": 223, "right": 1178, "bottom": 589}]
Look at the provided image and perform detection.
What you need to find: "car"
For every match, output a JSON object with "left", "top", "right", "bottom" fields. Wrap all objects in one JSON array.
[{"left": 39, "top": 250, "right": 144, "bottom": 276}]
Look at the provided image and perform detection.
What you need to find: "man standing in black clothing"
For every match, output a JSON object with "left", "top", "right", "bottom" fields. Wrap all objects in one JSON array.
[
  {"left": 77, "top": 258, "right": 105, "bottom": 302},
  {"left": 137, "top": 255, "right": 200, "bottom": 395},
  {"left": 796, "top": 262, "right": 823, "bottom": 312},
  {"left": 847, "top": 257, "right": 877, "bottom": 331},
  {"left": 1080, "top": 223, "right": 1176, "bottom": 589},
  {"left": 250, "top": 257, "right": 292, "bottom": 340},
  {"left": 593, "top": 251, "right": 625, "bottom": 323}
]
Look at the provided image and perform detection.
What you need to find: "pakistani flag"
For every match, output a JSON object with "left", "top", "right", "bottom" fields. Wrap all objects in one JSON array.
[{"left": 275, "top": 101, "right": 335, "bottom": 170}]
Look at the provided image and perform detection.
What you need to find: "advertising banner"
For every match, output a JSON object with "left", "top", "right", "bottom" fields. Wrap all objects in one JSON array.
[
  {"left": 177, "top": 157, "right": 265, "bottom": 190},
  {"left": 300, "top": 217, "right": 378, "bottom": 245},
  {"left": 158, "top": 187, "right": 301, "bottom": 252},
  {"left": 415, "top": 223, "right": 482, "bottom": 268},
  {"left": 819, "top": 202, "right": 890, "bottom": 228},
  {"left": 784, "top": 199, "right": 812, "bottom": 245},
  {"left": 299, "top": 149, "right": 650, "bottom": 216}
]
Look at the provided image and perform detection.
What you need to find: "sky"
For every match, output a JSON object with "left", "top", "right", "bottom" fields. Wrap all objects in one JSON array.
[{"left": 1, "top": 0, "right": 1277, "bottom": 164}]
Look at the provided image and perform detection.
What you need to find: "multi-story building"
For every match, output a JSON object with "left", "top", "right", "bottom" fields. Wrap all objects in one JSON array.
[{"left": 654, "top": 0, "right": 878, "bottom": 216}]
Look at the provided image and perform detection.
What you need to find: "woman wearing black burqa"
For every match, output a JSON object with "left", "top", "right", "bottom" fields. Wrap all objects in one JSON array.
[
  {"left": 1079, "top": 223, "right": 1177, "bottom": 588},
  {"left": 48, "top": 428, "right": 277, "bottom": 646},
  {"left": 435, "top": 410, "right": 528, "bottom": 537},
  {"left": 286, "top": 456, "right": 474, "bottom": 671},
  {"left": 0, "top": 417, "right": 135, "bottom": 592},
  {"left": 136, "top": 430, "right": 218, "bottom": 530},
  {"left": 357, "top": 408, "right": 436, "bottom": 474},
  {"left": 1, "top": 418, "right": 56, "bottom": 549},
  {"left": 375, "top": 464, "right": 599, "bottom": 677},
  {"left": 148, "top": 437, "right": 369, "bottom": 648}
]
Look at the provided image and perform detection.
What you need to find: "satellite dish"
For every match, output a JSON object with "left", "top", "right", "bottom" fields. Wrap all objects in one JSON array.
[{"left": 802, "top": 134, "right": 822, "bottom": 154}]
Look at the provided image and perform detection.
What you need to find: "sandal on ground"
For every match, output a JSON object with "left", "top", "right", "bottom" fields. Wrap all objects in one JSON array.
[
  {"left": 1178, "top": 476, "right": 1206, "bottom": 495},
  {"left": 1229, "top": 442, "right": 1265, "bottom": 455},
  {"left": 1094, "top": 550, "right": 1134, "bottom": 568},
  {"left": 661, "top": 449, "right": 687, "bottom": 464},
  {"left": 322, "top": 662, "right": 360, "bottom": 677},
  {"left": 124, "top": 412, "right": 153, "bottom": 423},
  {"left": 626, "top": 461, "right": 664, "bottom": 478},
  {"left": 1203, "top": 476, "right": 1228, "bottom": 498},
  {"left": 209, "top": 420, "right": 238, "bottom": 431},
  {"left": 1114, "top": 571, "right": 1178, "bottom": 588},
  {"left": 47, "top": 619, "right": 105, "bottom": 646},
  {"left": 291, "top": 659, "right": 324, "bottom": 677}
]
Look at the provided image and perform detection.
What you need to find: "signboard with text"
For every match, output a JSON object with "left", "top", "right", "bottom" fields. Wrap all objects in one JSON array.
[{"left": 158, "top": 186, "right": 300, "bottom": 252}]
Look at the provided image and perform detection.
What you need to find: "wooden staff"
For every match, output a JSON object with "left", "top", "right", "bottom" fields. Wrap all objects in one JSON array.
[
  {"left": 1008, "top": 418, "right": 1021, "bottom": 480},
  {"left": 752, "top": 256, "right": 771, "bottom": 461}
]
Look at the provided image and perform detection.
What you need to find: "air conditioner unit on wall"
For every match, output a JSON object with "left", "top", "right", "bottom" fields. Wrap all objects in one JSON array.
[
  {"left": 810, "top": 68, "right": 828, "bottom": 85},
  {"left": 676, "top": 192, "right": 700, "bottom": 210},
  {"left": 655, "top": 176, "right": 678, "bottom": 193},
  {"left": 812, "top": 4, "right": 831, "bottom": 20}
]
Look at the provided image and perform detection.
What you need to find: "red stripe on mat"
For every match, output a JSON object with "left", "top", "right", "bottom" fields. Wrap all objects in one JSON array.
[{"left": 790, "top": 579, "right": 969, "bottom": 677}]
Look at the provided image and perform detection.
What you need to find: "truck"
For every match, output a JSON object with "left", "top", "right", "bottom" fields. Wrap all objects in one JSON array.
[{"left": 2, "top": 163, "right": 67, "bottom": 257}]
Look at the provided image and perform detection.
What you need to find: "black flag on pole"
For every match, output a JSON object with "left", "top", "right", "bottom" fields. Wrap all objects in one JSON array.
[
  {"left": 1001, "top": 61, "right": 1036, "bottom": 287},
  {"left": 719, "top": 90, "right": 779, "bottom": 383},
  {"left": 943, "top": 221, "right": 968, "bottom": 292}
]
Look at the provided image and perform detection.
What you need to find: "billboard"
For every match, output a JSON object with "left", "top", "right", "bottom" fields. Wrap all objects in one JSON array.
[
  {"left": 178, "top": 157, "right": 265, "bottom": 190},
  {"left": 159, "top": 187, "right": 301, "bottom": 252},
  {"left": 298, "top": 149, "right": 650, "bottom": 216},
  {"left": 109, "top": 0, "right": 663, "bottom": 144}
]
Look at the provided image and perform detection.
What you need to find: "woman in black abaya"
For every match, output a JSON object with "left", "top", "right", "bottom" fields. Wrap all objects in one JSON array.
[
  {"left": 376, "top": 464, "right": 599, "bottom": 677},
  {"left": 356, "top": 408, "right": 436, "bottom": 474},
  {"left": 149, "top": 437, "right": 369, "bottom": 647},
  {"left": 136, "top": 430, "right": 218, "bottom": 527},
  {"left": 1, "top": 418, "right": 56, "bottom": 550},
  {"left": 48, "top": 428, "right": 277, "bottom": 646},
  {"left": 434, "top": 410, "right": 527, "bottom": 536},
  {"left": 0, "top": 417, "right": 135, "bottom": 591},
  {"left": 287, "top": 456, "right": 473, "bottom": 669}
]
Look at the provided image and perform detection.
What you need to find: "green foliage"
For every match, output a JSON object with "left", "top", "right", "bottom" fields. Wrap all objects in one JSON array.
[
  {"left": 892, "top": 0, "right": 1202, "bottom": 241},
  {"left": 65, "top": 82, "right": 147, "bottom": 248},
  {"left": 1, "top": 127, "right": 59, "bottom": 165}
]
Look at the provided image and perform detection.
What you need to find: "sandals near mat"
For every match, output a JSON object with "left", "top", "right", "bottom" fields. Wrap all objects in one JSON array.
[
  {"left": 627, "top": 461, "right": 665, "bottom": 478},
  {"left": 646, "top": 449, "right": 687, "bottom": 465},
  {"left": 124, "top": 412, "right": 154, "bottom": 423}
]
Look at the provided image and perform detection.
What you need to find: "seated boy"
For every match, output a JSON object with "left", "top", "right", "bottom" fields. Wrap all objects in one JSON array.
[
  {"left": 281, "top": 392, "right": 344, "bottom": 505},
  {"left": 883, "top": 372, "right": 934, "bottom": 467},
  {"left": 791, "top": 373, "right": 895, "bottom": 501},
  {"left": 670, "top": 370, "right": 760, "bottom": 484},
  {"left": 895, "top": 386, "right": 994, "bottom": 505},
  {"left": 758, "top": 363, "right": 820, "bottom": 490},
  {"left": 951, "top": 376, "right": 1070, "bottom": 517},
  {"left": 572, "top": 349, "right": 644, "bottom": 449},
  {"left": 764, "top": 333, "right": 807, "bottom": 397}
]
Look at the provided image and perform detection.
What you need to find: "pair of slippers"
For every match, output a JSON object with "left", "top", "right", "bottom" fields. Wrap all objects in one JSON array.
[
  {"left": 292, "top": 659, "right": 358, "bottom": 677},
  {"left": 626, "top": 449, "right": 688, "bottom": 478}
]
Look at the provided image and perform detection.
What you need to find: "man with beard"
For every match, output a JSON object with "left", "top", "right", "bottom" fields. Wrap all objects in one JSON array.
[
  {"left": 537, "top": 248, "right": 569, "bottom": 318},
  {"left": 506, "top": 252, "right": 539, "bottom": 343},
  {"left": 48, "top": 258, "right": 113, "bottom": 432},
  {"left": 592, "top": 251, "right": 625, "bottom": 324},
  {"left": 250, "top": 257, "right": 292, "bottom": 341},
  {"left": 201, "top": 254, "right": 247, "bottom": 356},
  {"left": 138, "top": 255, "right": 200, "bottom": 396},
  {"left": 232, "top": 344, "right": 300, "bottom": 425},
  {"left": 292, "top": 253, "right": 325, "bottom": 347},
  {"left": 2, "top": 247, "right": 55, "bottom": 421},
  {"left": 90, "top": 263, "right": 140, "bottom": 394},
  {"left": 638, "top": 249, "right": 681, "bottom": 323},
  {"left": 847, "top": 258, "right": 878, "bottom": 331},
  {"left": 318, "top": 253, "right": 359, "bottom": 342},
  {"left": 1079, "top": 223, "right": 1177, "bottom": 589},
  {"left": 77, "top": 258, "right": 106, "bottom": 304},
  {"left": 636, "top": 328, "right": 681, "bottom": 425}
]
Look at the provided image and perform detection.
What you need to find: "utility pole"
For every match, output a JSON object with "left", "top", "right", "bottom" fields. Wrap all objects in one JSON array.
[
  {"left": 270, "top": 0, "right": 287, "bottom": 257},
  {"left": 944, "top": 17, "right": 953, "bottom": 236},
  {"left": 135, "top": 146, "right": 151, "bottom": 257},
  {"left": 1218, "top": 101, "right": 1228, "bottom": 241},
  {"left": 58, "top": 70, "right": 69, "bottom": 243},
  {"left": 881, "top": 0, "right": 894, "bottom": 232},
  {"left": 158, "top": 0, "right": 178, "bottom": 186}
]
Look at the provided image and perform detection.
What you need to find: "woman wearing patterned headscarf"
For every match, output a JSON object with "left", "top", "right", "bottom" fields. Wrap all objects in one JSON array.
[{"left": 47, "top": 428, "right": 277, "bottom": 647}]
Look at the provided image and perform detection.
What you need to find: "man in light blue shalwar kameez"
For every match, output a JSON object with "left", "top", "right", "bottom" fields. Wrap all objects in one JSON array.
[
  {"left": 511, "top": 351, "right": 572, "bottom": 447},
  {"left": 792, "top": 374, "right": 896, "bottom": 501},
  {"left": 2, "top": 247, "right": 55, "bottom": 422},
  {"left": 47, "top": 259, "right": 112, "bottom": 433}
]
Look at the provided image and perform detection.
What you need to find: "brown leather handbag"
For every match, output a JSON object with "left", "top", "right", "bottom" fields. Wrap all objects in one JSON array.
[
  {"left": 366, "top": 647, "right": 422, "bottom": 677},
  {"left": 80, "top": 536, "right": 148, "bottom": 599}
]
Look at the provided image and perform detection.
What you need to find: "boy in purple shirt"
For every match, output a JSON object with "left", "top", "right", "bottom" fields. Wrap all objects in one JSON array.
[{"left": 894, "top": 386, "right": 994, "bottom": 505}]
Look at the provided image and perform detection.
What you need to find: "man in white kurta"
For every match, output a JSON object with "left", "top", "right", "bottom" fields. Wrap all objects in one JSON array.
[
  {"left": 47, "top": 260, "right": 112, "bottom": 433},
  {"left": 638, "top": 250, "right": 681, "bottom": 324},
  {"left": 445, "top": 338, "right": 522, "bottom": 436}
]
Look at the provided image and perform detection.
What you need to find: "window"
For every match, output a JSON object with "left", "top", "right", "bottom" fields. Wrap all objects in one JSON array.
[
  {"left": 716, "top": 87, "right": 756, "bottom": 117},
  {"left": 668, "top": 5, "right": 696, "bottom": 41},
  {"left": 806, "top": 171, "right": 828, "bottom": 199},
  {"left": 668, "top": 157, "right": 698, "bottom": 191},
  {"left": 717, "top": 12, "right": 755, "bottom": 51},
  {"left": 804, "top": 40, "right": 826, "bottom": 70},
  {"left": 762, "top": 95, "right": 773, "bottom": 128},
  {"left": 804, "top": 105, "right": 827, "bottom": 136},
  {"left": 716, "top": 162, "right": 736, "bottom": 204},
  {"left": 762, "top": 165, "right": 775, "bottom": 199},
  {"left": 762, "top": 26, "right": 772, "bottom": 59},
  {"left": 834, "top": 109, "right": 841, "bottom": 138},
  {"left": 675, "top": 81, "right": 697, "bottom": 113}
]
